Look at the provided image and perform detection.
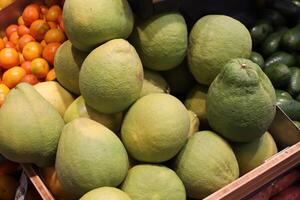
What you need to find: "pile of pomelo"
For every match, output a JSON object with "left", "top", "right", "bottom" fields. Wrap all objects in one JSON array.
[{"left": 0, "top": 0, "right": 281, "bottom": 199}]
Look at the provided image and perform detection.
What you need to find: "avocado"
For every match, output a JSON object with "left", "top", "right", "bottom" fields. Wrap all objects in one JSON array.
[
  {"left": 287, "top": 67, "right": 300, "bottom": 96},
  {"left": 261, "top": 28, "right": 287, "bottom": 56},
  {"left": 275, "top": 89, "right": 293, "bottom": 100},
  {"left": 250, "top": 51, "right": 265, "bottom": 68},
  {"left": 281, "top": 25, "right": 300, "bottom": 51},
  {"left": 250, "top": 20, "right": 273, "bottom": 46},
  {"left": 264, "top": 51, "right": 296, "bottom": 68},
  {"left": 264, "top": 63, "right": 291, "bottom": 88},
  {"left": 261, "top": 9, "right": 286, "bottom": 28},
  {"left": 276, "top": 98, "right": 300, "bottom": 121}
]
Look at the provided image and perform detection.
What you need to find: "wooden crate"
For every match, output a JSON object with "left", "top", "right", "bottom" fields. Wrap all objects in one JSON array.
[
  {"left": 21, "top": 164, "right": 55, "bottom": 200},
  {"left": 0, "top": 1, "right": 299, "bottom": 200},
  {"left": 205, "top": 142, "right": 300, "bottom": 200},
  {"left": 205, "top": 107, "right": 300, "bottom": 199}
]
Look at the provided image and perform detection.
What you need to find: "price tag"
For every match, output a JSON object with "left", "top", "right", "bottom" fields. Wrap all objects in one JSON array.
[{"left": 15, "top": 170, "right": 28, "bottom": 200}]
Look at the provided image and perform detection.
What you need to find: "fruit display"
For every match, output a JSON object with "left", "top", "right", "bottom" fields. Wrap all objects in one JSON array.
[
  {"left": 0, "top": 2, "right": 66, "bottom": 106},
  {"left": 249, "top": 2, "right": 300, "bottom": 126},
  {"left": 188, "top": 15, "right": 252, "bottom": 85},
  {"left": 0, "top": 0, "right": 299, "bottom": 200},
  {"left": 0, "top": 83, "right": 64, "bottom": 166}
]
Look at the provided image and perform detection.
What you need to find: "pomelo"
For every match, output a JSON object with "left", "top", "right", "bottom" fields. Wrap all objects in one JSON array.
[
  {"left": 140, "top": 69, "right": 169, "bottom": 97},
  {"left": 162, "top": 61, "right": 196, "bottom": 95},
  {"left": 41, "top": 167, "right": 71, "bottom": 200},
  {"left": 79, "top": 39, "right": 143, "bottom": 114},
  {"left": 34, "top": 81, "right": 75, "bottom": 116},
  {"left": 54, "top": 40, "right": 88, "bottom": 95},
  {"left": 187, "top": 110, "right": 200, "bottom": 138},
  {"left": 121, "top": 93, "right": 189, "bottom": 163},
  {"left": 207, "top": 58, "right": 276, "bottom": 142},
  {"left": 0, "top": 83, "right": 64, "bottom": 166},
  {"left": 56, "top": 118, "right": 129, "bottom": 199},
  {"left": 184, "top": 85, "right": 208, "bottom": 122},
  {"left": 232, "top": 132, "right": 277, "bottom": 175},
  {"left": 63, "top": 96, "right": 123, "bottom": 133},
  {"left": 130, "top": 12, "right": 187, "bottom": 71},
  {"left": 80, "top": 187, "right": 131, "bottom": 200},
  {"left": 121, "top": 164, "right": 186, "bottom": 200},
  {"left": 63, "top": 0, "right": 134, "bottom": 51},
  {"left": 188, "top": 15, "right": 252, "bottom": 85},
  {"left": 173, "top": 131, "right": 239, "bottom": 199}
]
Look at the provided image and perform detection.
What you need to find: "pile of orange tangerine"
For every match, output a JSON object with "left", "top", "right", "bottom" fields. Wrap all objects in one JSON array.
[{"left": 0, "top": 2, "right": 66, "bottom": 106}]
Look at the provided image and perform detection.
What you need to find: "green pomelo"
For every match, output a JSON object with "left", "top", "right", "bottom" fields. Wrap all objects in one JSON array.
[
  {"left": 130, "top": 12, "right": 187, "bottom": 71},
  {"left": 140, "top": 69, "right": 169, "bottom": 97},
  {"left": 207, "top": 58, "right": 276, "bottom": 142},
  {"left": 63, "top": 0, "right": 134, "bottom": 51},
  {"left": 173, "top": 131, "right": 239, "bottom": 199},
  {"left": 54, "top": 40, "right": 88, "bottom": 95},
  {"left": 162, "top": 61, "right": 196, "bottom": 95},
  {"left": 80, "top": 187, "right": 131, "bottom": 200},
  {"left": 188, "top": 15, "right": 252, "bottom": 85},
  {"left": 121, "top": 93, "right": 189, "bottom": 163},
  {"left": 121, "top": 164, "right": 185, "bottom": 200},
  {"left": 232, "top": 132, "right": 277, "bottom": 175},
  {"left": 64, "top": 96, "right": 123, "bottom": 133},
  {"left": 0, "top": 83, "right": 64, "bottom": 166},
  {"left": 56, "top": 118, "right": 129, "bottom": 199},
  {"left": 184, "top": 85, "right": 208, "bottom": 122},
  {"left": 34, "top": 81, "right": 75, "bottom": 116},
  {"left": 79, "top": 39, "right": 143, "bottom": 114},
  {"left": 187, "top": 110, "right": 200, "bottom": 138}
]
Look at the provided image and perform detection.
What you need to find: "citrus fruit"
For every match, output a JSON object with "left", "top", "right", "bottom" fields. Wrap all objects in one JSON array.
[
  {"left": 2, "top": 66, "right": 26, "bottom": 88},
  {"left": 188, "top": 15, "right": 252, "bottom": 85},
  {"left": 0, "top": 48, "right": 20, "bottom": 69}
]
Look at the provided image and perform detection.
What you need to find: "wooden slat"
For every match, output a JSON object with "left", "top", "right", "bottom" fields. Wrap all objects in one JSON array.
[
  {"left": 21, "top": 164, "right": 55, "bottom": 200},
  {"left": 204, "top": 142, "right": 300, "bottom": 200}
]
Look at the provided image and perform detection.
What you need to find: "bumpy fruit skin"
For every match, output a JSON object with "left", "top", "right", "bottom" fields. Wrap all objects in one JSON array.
[
  {"left": 79, "top": 39, "right": 143, "bottom": 114},
  {"left": 121, "top": 93, "right": 189, "bottom": 163},
  {"left": 173, "top": 131, "right": 239, "bottom": 199},
  {"left": 187, "top": 110, "right": 200, "bottom": 138},
  {"left": 232, "top": 132, "right": 277, "bottom": 175},
  {"left": 63, "top": 96, "right": 123, "bottom": 133},
  {"left": 63, "top": 0, "right": 134, "bottom": 51},
  {"left": 34, "top": 81, "right": 75, "bottom": 117},
  {"left": 121, "top": 164, "right": 186, "bottom": 200},
  {"left": 188, "top": 15, "right": 252, "bottom": 85},
  {"left": 184, "top": 84, "right": 208, "bottom": 122},
  {"left": 54, "top": 40, "right": 88, "bottom": 95},
  {"left": 207, "top": 58, "right": 276, "bottom": 142},
  {"left": 56, "top": 118, "right": 129, "bottom": 199},
  {"left": 140, "top": 69, "right": 169, "bottom": 97},
  {"left": 80, "top": 187, "right": 131, "bottom": 200},
  {"left": 0, "top": 83, "right": 64, "bottom": 167},
  {"left": 130, "top": 12, "right": 187, "bottom": 71}
]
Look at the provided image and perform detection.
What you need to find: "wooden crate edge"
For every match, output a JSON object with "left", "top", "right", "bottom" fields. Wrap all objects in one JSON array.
[
  {"left": 204, "top": 142, "right": 300, "bottom": 200},
  {"left": 21, "top": 164, "right": 55, "bottom": 200}
]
